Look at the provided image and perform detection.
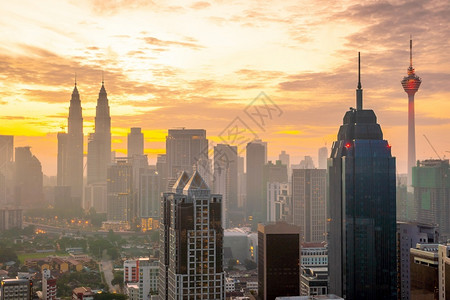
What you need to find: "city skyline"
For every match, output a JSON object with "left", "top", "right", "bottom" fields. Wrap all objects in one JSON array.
[{"left": 1, "top": 1, "right": 450, "bottom": 176}]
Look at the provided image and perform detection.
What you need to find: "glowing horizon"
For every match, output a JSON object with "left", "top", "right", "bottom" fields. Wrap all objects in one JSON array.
[{"left": 1, "top": 0, "right": 450, "bottom": 176}]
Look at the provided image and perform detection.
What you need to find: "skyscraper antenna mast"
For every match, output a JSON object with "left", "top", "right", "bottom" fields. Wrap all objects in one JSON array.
[
  {"left": 410, "top": 35, "right": 413, "bottom": 67},
  {"left": 356, "top": 52, "right": 363, "bottom": 110}
]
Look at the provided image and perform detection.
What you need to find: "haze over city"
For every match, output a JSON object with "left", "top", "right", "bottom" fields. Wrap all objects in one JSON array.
[{"left": 1, "top": 0, "right": 450, "bottom": 175}]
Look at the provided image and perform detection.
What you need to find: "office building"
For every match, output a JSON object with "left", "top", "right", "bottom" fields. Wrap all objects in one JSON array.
[
  {"left": 107, "top": 160, "right": 135, "bottom": 226},
  {"left": 328, "top": 54, "right": 397, "bottom": 299},
  {"left": 292, "top": 156, "right": 315, "bottom": 170},
  {"left": 276, "top": 296, "right": 343, "bottom": 300},
  {"left": 301, "top": 244, "right": 328, "bottom": 267},
  {"left": 0, "top": 278, "right": 33, "bottom": 300},
  {"left": 57, "top": 82, "right": 84, "bottom": 205},
  {"left": 412, "top": 159, "right": 450, "bottom": 240},
  {"left": 139, "top": 168, "right": 159, "bottom": 221},
  {"left": 279, "top": 150, "right": 291, "bottom": 178},
  {"left": 213, "top": 144, "right": 238, "bottom": 229},
  {"left": 246, "top": 140, "right": 267, "bottom": 225},
  {"left": 87, "top": 81, "right": 111, "bottom": 185},
  {"left": 128, "top": 127, "right": 144, "bottom": 158},
  {"left": 223, "top": 227, "right": 258, "bottom": 264},
  {"left": 156, "top": 154, "right": 168, "bottom": 193},
  {"left": 14, "top": 147, "right": 43, "bottom": 208},
  {"left": 165, "top": 128, "right": 208, "bottom": 179},
  {"left": 0, "top": 208, "right": 22, "bottom": 232},
  {"left": 397, "top": 222, "right": 438, "bottom": 300},
  {"left": 401, "top": 38, "right": 421, "bottom": 189},
  {"left": 258, "top": 222, "right": 301, "bottom": 300},
  {"left": 318, "top": 147, "right": 328, "bottom": 170},
  {"left": 292, "top": 169, "right": 326, "bottom": 243},
  {"left": 159, "top": 171, "right": 225, "bottom": 299}
]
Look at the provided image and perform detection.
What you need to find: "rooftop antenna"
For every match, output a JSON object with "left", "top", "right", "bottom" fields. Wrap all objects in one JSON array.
[{"left": 356, "top": 52, "right": 363, "bottom": 110}]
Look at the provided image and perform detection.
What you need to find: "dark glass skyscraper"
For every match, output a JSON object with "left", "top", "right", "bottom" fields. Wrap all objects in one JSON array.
[{"left": 328, "top": 54, "right": 397, "bottom": 300}]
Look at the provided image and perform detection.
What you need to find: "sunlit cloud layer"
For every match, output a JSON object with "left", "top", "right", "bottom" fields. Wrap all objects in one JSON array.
[{"left": 0, "top": 0, "right": 449, "bottom": 175}]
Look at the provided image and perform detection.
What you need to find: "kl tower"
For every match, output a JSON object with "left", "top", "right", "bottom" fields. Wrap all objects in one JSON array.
[{"left": 401, "top": 37, "right": 421, "bottom": 189}]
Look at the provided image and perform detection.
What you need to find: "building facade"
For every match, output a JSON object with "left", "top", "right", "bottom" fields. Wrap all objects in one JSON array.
[
  {"left": 328, "top": 55, "right": 397, "bottom": 299},
  {"left": 258, "top": 222, "right": 301, "bottom": 300},
  {"left": 0, "top": 278, "right": 33, "bottom": 300},
  {"left": 14, "top": 147, "right": 43, "bottom": 208},
  {"left": 128, "top": 127, "right": 144, "bottom": 158},
  {"left": 292, "top": 169, "right": 326, "bottom": 243},
  {"left": 159, "top": 171, "right": 225, "bottom": 299},
  {"left": 246, "top": 140, "right": 267, "bottom": 225}
]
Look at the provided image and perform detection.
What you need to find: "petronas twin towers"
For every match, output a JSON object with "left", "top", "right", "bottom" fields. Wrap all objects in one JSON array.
[{"left": 57, "top": 80, "right": 111, "bottom": 210}]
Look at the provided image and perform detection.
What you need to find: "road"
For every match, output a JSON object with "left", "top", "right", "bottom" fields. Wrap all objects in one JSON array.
[{"left": 100, "top": 259, "right": 120, "bottom": 293}]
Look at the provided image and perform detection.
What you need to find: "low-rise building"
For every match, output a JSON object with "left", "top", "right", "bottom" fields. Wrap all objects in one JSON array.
[
  {"left": 300, "top": 267, "right": 328, "bottom": 296},
  {"left": 72, "top": 287, "right": 95, "bottom": 300},
  {"left": 410, "top": 244, "right": 439, "bottom": 299}
]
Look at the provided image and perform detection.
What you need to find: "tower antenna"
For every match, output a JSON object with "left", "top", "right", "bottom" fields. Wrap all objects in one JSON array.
[
  {"left": 74, "top": 72, "right": 77, "bottom": 86},
  {"left": 356, "top": 52, "right": 363, "bottom": 110},
  {"left": 410, "top": 35, "right": 413, "bottom": 67}
]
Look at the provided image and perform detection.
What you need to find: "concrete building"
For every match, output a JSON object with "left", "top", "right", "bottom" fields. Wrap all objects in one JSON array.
[
  {"left": 139, "top": 168, "right": 160, "bottom": 226},
  {"left": 258, "top": 222, "right": 301, "bottom": 300},
  {"left": 0, "top": 208, "right": 22, "bottom": 232},
  {"left": 165, "top": 128, "right": 208, "bottom": 179},
  {"left": 292, "top": 169, "right": 326, "bottom": 243},
  {"left": 328, "top": 55, "right": 397, "bottom": 299},
  {"left": 292, "top": 156, "right": 314, "bottom": 170},
  {"left": 159, "top": 171, "right": 225, "bottom": 299},
  {"left": 0, "top": 278, "right": 33, "bottom": 300},
  {"left": 410, "top": 244, "right": 439, "bottom": 299},
  {"left": 276, "top": 296, "right": 343, "bottom": 300},
  {"left": 126, "top": 284, "right": 140, "bottom": 300},
  {"left": 397, "top": 222, "right": 438, "bottom": 300},
  {"left": 438, "top": 244, "right": 450, "bottom": 300},
  {"left": 223, "top": 228, "right": 258, "bottom": 265},
  {"left": 246, "top": 140, "right": 267, "bottom": 225},
  {"left": 300, "top": 267, "right": 328, "bottom": 296},
  {"left": 14, "top": 147, "right": 43, "bottom": 208},
  {"left": 42, "top": 269, "right": 57, "bottom": 300},
  {"left": 301, "top": 244, "right": 327, "bottom": 267},
  {"left": 72, "top": 287, "right": 95, "bottom": 300},
  {"left": 124, "top": 258, "right": 158, "bottom": 300},
  {"left": 128, "top": 128, "right": 144, "bottom": 158},
  {"left": 401, "top": 38, "right": 421, "bottom": 189},
  {"left": 278, "top": 150, "right": 291, "bottom": 178},
  {"left": 412, "top": 159, "right": 450, "bottom": 240}
]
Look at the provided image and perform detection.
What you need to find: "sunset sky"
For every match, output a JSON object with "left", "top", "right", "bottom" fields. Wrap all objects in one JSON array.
[{"left": 1, "top": 0, "right": 449, "bottom": 176}]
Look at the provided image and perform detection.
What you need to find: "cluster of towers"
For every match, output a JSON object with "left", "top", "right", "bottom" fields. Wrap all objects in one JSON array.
[{"left": 57, "top": 79, "right": 111, "bottom": 211}]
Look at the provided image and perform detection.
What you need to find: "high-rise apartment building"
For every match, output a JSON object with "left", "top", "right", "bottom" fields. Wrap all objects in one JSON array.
[
  {"left": 165, "top": 128, "right": 208, "bottom": 179},
  {"left": 397, "top": 222, "right": 438, "bottom": 300},
  {"left": 42, "top": 269, "right": 57, "bottom": 300},
  {"left": 328, "top": 54, "right": 397, "bottom": 299},
  {"left": 159, "top": 171, "right": 225, "bottom": 300},
  {"left": 128, "top": 128, "right": 144, "bottom": 158},
  {"left": 14, "top": 147, "right": 43, "bottom": 208},
  {"left": 292, "top": 169, "right": 326, "bottom": 243},
  {"left": 258, "top": 222, "right": 301, "bottom": 300},
  {"left": 0, "top": 208, "right": 22, "bottom": 232},
  {"left": 213, "top": 144, "right": 238, "bottom": 229},
  {"left": 246, "top": 140, "right": 267, "bottom": 225},
  {"left": 266, "top": 182, "right": 290, "bottom": 223},
  {"left": 412, "top": 159, "right": 450, "bottom": 240}
]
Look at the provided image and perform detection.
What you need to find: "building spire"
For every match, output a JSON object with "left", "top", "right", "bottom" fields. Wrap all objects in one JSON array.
[
  {"left": 102, "top": 70, "right": 104, "bottom": 86},
  {"left": 356, "top": 52, "right": 363, "bottom": 110},
  {"left": 74, "top": 72, "right": 77, "bottom": 86}
]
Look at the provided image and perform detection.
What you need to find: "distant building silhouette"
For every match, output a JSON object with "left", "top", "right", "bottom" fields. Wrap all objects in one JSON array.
[
  {"left": 412, "top": 159, "right": 450, "bottom": 240},
  {"left": 246, "top": 140, "right": 267, "bottom": 225},
  {"left": 318, "top": 146, "right": 328, "bottom": 169},
  {"left": 56, "top": 82, "right": 84, "bottom": 209},
  {"left": 0, "top": 135, "right": 14, "bottom": 205},
  {"left": 328, "top": 54, "right": 397, "bottom": 299},
  {"left": 159, "top": 171, "right": 225, "bottom": 299},
  {"left": 107, "top": 160, "right": 134, "bottom": 227},
  {"left": 165, "top": 128, "right": 208, "bottom": 179},
  {"left": 128, "top": 127, "right": 144, "bottom": 157},
  {"left": 14, "top": 147, "right": 43, "bottom": 208},
  {"left": 292, "top": 169, "right": 326, "bottom": 243}
]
